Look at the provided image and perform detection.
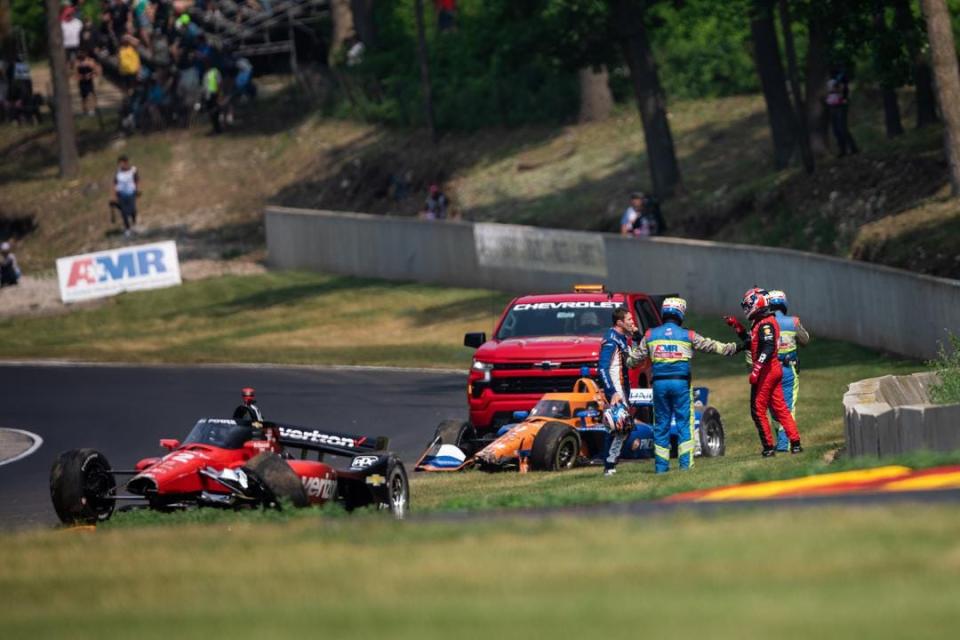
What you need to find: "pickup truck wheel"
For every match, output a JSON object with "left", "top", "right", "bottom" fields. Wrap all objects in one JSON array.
[
  {"left": 243, "top": 452, "right": 309, "bottom": 509},
  {"left": 433, "top": 420, "right": 477, "bottom": 457},
  {"left": 530, "top": 422, "right": 580, "bottom": 471},
  {"left": 50, "top": 448, "right": 116, "bottom": 525},
  {"left": 698, "top": 407, "right": 725, "bottom": 457}
]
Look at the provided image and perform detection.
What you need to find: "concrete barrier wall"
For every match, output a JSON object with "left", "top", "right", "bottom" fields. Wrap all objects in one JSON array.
[
  {"left": 843, "top": 373, "right": 960, "bottom": 456},
  {"left": 266, "top": 206, "right": 960, "bottom": 359}
]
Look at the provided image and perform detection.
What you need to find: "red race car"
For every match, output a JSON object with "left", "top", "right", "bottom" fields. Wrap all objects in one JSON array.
[{"left": 49, "top": 388, "right": 409, "bottom": 524}]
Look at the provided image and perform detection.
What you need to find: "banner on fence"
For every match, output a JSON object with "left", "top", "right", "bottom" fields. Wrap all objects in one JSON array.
[{"left": 56, "top": 241, "right": 182, "bottom": 303}]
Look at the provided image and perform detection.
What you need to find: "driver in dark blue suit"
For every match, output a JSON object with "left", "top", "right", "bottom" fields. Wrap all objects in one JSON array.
[{"left": 598, "top": 306, "right": 638, "bottom": 476}]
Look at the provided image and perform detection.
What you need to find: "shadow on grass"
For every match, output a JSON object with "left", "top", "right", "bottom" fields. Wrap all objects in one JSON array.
[
  {"left": 191, "top": 276, "right": 386, "bottom": 319},
  {"left": 401, "top": 291, "right": 512, "bottom": 327}
]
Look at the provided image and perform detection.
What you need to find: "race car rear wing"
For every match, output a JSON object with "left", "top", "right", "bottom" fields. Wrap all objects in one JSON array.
[{"left": 269, "top": 421, "right": 390, "bottom": 456}]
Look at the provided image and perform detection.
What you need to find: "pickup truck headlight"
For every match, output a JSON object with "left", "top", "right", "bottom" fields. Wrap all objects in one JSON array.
[{"left": 471, "top": 360, "right": 493, "bottom": 383}]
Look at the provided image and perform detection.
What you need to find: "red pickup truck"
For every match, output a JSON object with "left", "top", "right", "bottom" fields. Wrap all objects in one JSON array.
[{"left": 463, "top": 285, "right": 669, "bottom": 434}]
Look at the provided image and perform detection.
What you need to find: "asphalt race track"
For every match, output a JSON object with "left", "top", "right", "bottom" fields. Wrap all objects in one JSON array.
[{"left": 0, "top": 364, "right": 466, "bottom": 529}]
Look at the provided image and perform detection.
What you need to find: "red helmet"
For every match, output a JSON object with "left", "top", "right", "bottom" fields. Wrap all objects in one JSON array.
[{"left": 741, "top": 287, "right": 770, "bottom": 320}]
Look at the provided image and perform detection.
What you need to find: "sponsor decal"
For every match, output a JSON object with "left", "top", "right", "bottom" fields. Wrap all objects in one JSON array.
[
  {"left": 278, "top": 426, "right": 364, "bottom": 448},
  {"left": 364, "top": 474, "right": 386, "bottom": 487},
  {"left": 301, "top": 475, "right": 337, "bottom": 499},
  {"left": 474, "top": 222, "right": 608, "bottom": 277},
  {"left": 512, "top": 301, "right": 622, "bottom": 311},
  {"left": 351, "top": 455, "right": 380, "bottom": 469},
  {"left": 629, "top": 388, "right": 654, "bottom": 404},
  {"left": 57, "top": 241, "right": 182, "bottom": 303}
]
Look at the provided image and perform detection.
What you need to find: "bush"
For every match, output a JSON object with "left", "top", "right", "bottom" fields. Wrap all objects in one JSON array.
[{"left": 928, "top": 332, "right": 960, "bottom": 405}]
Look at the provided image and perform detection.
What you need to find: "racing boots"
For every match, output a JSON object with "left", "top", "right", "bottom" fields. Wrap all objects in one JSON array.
[
  {"left": 790, "top": 441, "right": 804, "bottom": 454},
  {"left": 761, "top": 447, "right": 776, "bottom": 458}
]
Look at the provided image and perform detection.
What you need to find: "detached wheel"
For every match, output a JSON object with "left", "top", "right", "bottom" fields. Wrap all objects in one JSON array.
[
  {"left": 243, "top": 452, "right": 309, "bottom": 509},
  {"left": 432, "top": 420, "right": 477, "bottom": 457},
  {"left": 699, "top": 407, "right": 725, "bottom": 457},
  {"left": 530, "top": 422, "right": 580, "bottom": 471},
  {"left": 50, "top": 448, "right": 117, "bottom": 525},
  {"left": 378, "top": 459, "right": 409, "bottom": 520}
]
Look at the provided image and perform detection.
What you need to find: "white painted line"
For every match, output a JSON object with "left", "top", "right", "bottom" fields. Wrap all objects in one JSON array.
[
  {"left": 0, "top": 359, "right": 466, "bottom": 376},
  {"left": 0, "top": 429, "right": 44, "bottom": 468}
]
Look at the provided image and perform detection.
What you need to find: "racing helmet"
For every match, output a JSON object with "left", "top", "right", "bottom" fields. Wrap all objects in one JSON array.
[
  {"left": 767, "top": 289, "right": 788, "bottom": 313},
  {"left": 741, "top": 287, "right": 770, "bottom": 320},
  {"left": 660, "top": 297, "right": 687, "bottom": 323}
]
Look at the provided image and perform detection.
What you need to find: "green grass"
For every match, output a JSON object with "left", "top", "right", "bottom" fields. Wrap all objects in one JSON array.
[
  {"left": 0, "top": 271, "right": 511, "bottom": 368},
  {"left": 3, "top": 505, "right": 960, "bottom": 639}
]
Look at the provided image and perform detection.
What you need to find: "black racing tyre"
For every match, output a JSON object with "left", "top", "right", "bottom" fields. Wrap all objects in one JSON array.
[
  {"left": 530, "top": 422, "right": 580, "bottom": 471},
  {"left": 49, "top": 448, "right": 117, "bottom": 525},
  {"left": 242, "top": 452, "right": 309, "bottom": 509},
  {"left": 432, "top": 420, "right": 477, "bottom": 457},
  {"left": 378, "top": 459, "right": 409, "bottom": 519},
  {"left": 699, "top": 407, "right": 726, "bottom": 457}
]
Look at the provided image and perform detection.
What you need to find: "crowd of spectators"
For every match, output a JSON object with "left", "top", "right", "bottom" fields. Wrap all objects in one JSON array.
[{"left": 51, "top": 0, "right": 258, "bottom": 134}]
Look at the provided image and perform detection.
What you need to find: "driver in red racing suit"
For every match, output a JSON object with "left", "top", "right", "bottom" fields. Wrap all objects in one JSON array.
[{"left": 741, "top": 288, "right": 803, "bottom": 457}]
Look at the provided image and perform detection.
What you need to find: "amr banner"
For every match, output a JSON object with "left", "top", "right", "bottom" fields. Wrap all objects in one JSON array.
[
  {"left": 474, "top": 222, "right": 607, "bottom": 277},
  {"left": 57, "top": 241, "right": 182, "bottom": 303}
]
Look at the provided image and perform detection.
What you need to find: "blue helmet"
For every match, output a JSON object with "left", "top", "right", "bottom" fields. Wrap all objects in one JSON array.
[
  {"left": 767, "top": 290, "right": 788, "bottom": 313},
  {"left": 660, "top": 297, "right": 687, "bottom": 323}
]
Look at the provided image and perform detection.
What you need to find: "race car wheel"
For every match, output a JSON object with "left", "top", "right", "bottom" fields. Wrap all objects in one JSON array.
[
  {"left": 433, "top": 420, "right": 477, "bottom": 457},
  {"left": 530, "top": 422, "right": 580, "bottom": 471},
  {"left": 378, "top": 459, "right": 409, "bottom": 520},
  {"left": 49, "top": 448, "right": 116, "bottom": 525},
  {"left": 699, "top": 407, "right": 725, "bottom": 457},
  {"left": 243, "top": 452, "right": 309, "bottom": 509}
]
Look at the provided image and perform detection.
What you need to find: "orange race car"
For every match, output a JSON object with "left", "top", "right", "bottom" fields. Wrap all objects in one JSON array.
[{"left": 415, "top": 376, "right": 725, "bottom": 472}]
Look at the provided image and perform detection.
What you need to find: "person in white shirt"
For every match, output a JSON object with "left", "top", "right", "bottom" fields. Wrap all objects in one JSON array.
[
  {"left": 61, "top": 7, "right": 84, "bottom": 70},
  {"left": 113, "top": 155, "right": 140, "bottom": 237}
]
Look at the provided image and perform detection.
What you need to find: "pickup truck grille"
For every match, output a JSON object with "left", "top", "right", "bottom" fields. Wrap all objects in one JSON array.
[
  {"left": 491, "top": 376, "right": 587, "bottom": 395},
  {"left": 494, "top": 361, "right": 596, "bottom": 371}
]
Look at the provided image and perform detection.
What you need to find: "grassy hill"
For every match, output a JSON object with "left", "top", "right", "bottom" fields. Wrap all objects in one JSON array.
[{"left": 0, "top": 83, "right": 957, "bottom": 277}]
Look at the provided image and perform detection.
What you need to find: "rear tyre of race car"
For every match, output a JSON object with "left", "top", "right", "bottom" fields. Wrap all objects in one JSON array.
[
  {"left": 243, "top": 452, "right": 309, "bottom": 509},
  {"left": 530, "top": 422, "right": 580, "bottom": 471},
  {"left": 698, "top": 407, "right": 725, "bottom": 457},
  {"left": 378, "top": 459, "right": 409, "bottom": 519},
  {"left": 49, "top": 448, "right": 117, "bottom": 525},
  {"left": 433, "top": 420, "right": 477, "bottom": 457}
]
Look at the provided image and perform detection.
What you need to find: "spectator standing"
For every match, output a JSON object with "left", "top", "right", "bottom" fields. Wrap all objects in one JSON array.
[
  {"left": 435, "top": 0, "right": 456, "bottom": 32},
  {"left": 117, "top": 35, "right": 142, "bottom": 93},
  {"left": 202, "top": 61, "right": 223, "bottom": 133},
  {"left": 113, "top": 155, "right": 140, "bottom": 237},
  {"left": 619, "top": 192, "right": 647, "bottom": 236},
  {"left": 643, "top": 194, "right": 666, "bottom": 236},
  {"left": 826, "top": 71, "right": 859, "bottom": 157},
  {"left": 61, "top": 7, "right": 84, "bottom": 70},
  {"left": 0, "top": 242, "right": 21, "bottom": 287},
  {"left": 421, "top": 184, "right": 448, "bottom": 219},
  {"left": 76, "top": 51, "right": 101, "bottom": 116},
  {"left": 109, "top": 0, "right": 131, "bottom": 46}
]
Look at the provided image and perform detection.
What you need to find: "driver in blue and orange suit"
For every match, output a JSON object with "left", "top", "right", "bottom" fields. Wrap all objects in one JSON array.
[
  {"left": 766, "top": 290, "right": 811, "bottom": 451},
  {"left": 739, "top": 288, "right": 803, "bottom": 456},
  {"left": 627, "top": 298, "right": 740, "bottom": 473},
  {"left": 598, "top": 306, "right": 637, "bottom": 477}
]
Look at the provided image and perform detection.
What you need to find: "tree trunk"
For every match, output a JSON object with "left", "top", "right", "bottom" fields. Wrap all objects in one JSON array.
[
  {"left": 611, "top": 0, "right": 681, "bottom": 198},
  {"left": 913, "top": 58, "right": 939, "bottom": 127},
  {"left": 892, "top": 0, "right": 938, "bottom": 127},
  {"left": 328, "top": 0, "right": 356, "bottom": 66},
  {"left": 0, "top": 0, "right": 12, "bottom": 61},
  {"left": 44, "top": 0, "right": 78, "bottom": 179},
  {"left": 351, "top": 0, "right": 376, "bottom": 47},
  {"left": 874, "top": 1, "right": 905, "bottom": 137},
  {"left": 804, "top": 13, "right": 831, "bottom": 155},
  {"left": 921, "top": 0, "right": 960, "bottom": 196},
  {"left": 578, "top": 66, "right": 613, "bottom": 123},
  {"left": 778, "top": 0, "right": 814, "bottom": 174},
  {"left": 413, "top": 0, "right": 437, "bottom": 143},
  {"left": 750, "top": 0, "right": 796, "bottom": 170}
]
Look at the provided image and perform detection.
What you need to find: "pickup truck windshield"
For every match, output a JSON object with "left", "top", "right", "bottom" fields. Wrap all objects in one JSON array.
[{"left": 495, "top": 302, "right": 622, "bottom": 340}]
